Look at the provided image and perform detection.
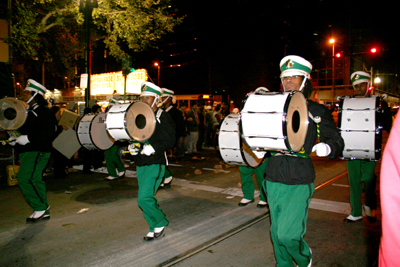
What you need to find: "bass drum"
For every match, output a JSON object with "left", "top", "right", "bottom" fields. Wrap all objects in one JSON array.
[
  {"left": 105, "top": 101, "right": 155, "bottom": 142},
  {"left": 219, "top": 113, "right": 265, "bottom": 168},
  {"left": 0, "top": 97, "right": 27, "bottom": 130},
  {"left": 77, "top": 113, "right": 114, "bottom": 150},
  {"left": 339, "top": 95, "right": 382, "bottom": 160},
  {"left": 240, "top": 91, "right": 308, "bottom": 153}
]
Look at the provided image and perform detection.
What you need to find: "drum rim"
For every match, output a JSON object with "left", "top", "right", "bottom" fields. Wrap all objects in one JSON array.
[
  {"left": 283, "top": 91, "right": 309, "bottom": 153},
  {"left": 77, "top": 113, "right": 114, "bottom": 150},
  {"left": 338, "top": 95, "right": 382, "bottom": 160},
  {"left": 0, "top": 97, "right": 28, "bottom": 130},
  {"left": 219, "top": 113, "right": 264, "bottom": 168},
  {"left": 105, "top": 102, "right": 134, "bottom": 141},
  {"left": 125, "top": 101, "right": 156, "bottom": 142}
]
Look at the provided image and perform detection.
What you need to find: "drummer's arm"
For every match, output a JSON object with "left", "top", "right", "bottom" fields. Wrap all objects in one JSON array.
[{"left": 318, "top": 107, "right": 344, "bottom": 160}]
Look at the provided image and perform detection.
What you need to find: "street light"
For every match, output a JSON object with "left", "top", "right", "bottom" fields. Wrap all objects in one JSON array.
[
  {"left": 154, "top": 62, "right": 160, "bottom": 86},
  {"left": 329, "top": 38, "right": 335, "bottom": 104}
]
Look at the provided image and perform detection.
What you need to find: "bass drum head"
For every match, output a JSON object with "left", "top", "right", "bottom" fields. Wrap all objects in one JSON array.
[
  {"left": 242, "top": 142, "right": 264, "bottom": 168},
  {"left": 285, "top": 92, "right": 308, "bottom": 152},
  {"left": 90, "top": 113, "right": 115, "bottom": 150},
  {"left": 0, "top": 97, "right": 27, "bottom": 130},
  {"left": 126, "top": 102, "right": 156, "bottom": 142}
]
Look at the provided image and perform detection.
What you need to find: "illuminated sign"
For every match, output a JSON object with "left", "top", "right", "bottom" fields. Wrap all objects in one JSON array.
[{"left": 81, "top": 69, "right": 148, "bottom": 95}]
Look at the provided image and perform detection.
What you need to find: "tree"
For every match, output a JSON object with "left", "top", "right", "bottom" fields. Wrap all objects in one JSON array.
[{"left": 10, "top": 0, "right": 182, "bottom": 87}]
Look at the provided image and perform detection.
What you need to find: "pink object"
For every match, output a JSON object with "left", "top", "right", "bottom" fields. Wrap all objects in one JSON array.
[{"left": 379, "top": 115, "right": 400, "bottom": 266}]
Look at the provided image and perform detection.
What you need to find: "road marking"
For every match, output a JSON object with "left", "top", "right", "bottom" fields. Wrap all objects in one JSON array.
[
  {"left": 202, "top": 168, "right": 231, "bottom": 173},
  {"left": 174, "top": 179, "right": 350, "bottom": 215},
  {"left": 332, "top": 183, "right": 349, "bottom": 188},
  {"left": 309, "top": 198, "right": 351, "bottom": 215}
]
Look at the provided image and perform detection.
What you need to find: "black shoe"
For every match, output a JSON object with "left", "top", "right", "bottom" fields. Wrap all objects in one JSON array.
[
  {"left": 257, "top": 204, "right": 268, "bottom": 208},
  {"left": 143, "top": 236, "right": 154, "bottom": 241},
  {"left": 163, "top": 182, "right": 172, "bottom": 188},
  {"left": 367, "top": 216, "right": 377, "bottom": 223},
  {"left": 154, "top": 227, "right": 166, "bottom": 238},
  {"left": 238, "top": 199, "right": 255, "bottom": 206}
]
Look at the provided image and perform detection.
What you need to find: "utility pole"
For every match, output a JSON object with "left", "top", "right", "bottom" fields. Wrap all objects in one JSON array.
[{"left": 79, "top": 0, "right": 98, "bottom": 108}]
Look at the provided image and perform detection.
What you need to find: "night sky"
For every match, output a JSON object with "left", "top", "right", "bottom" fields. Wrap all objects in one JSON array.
[{"left": 149, "top": 0, "right": 399, "bottom": 105}]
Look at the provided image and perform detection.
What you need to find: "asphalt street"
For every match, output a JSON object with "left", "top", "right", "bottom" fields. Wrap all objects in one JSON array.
[{"left": 0, "top": 144, "right": 383, "bottom": 267}]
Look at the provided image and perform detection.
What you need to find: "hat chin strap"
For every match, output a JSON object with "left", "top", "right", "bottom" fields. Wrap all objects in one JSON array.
[
  {"left": 151, "top": 96, "right": 160, "bottom": 108},
  {"left": 281, "top": 76, "right": 308, "bottom": 92},
  {"left": 26, "top": 91, "right": 38, "bottom": 105},
  {"left": 161, "top": 96, "right": 171, "bottom": 106},
  {"left": 353, "top": 81, "right": 370, "bottom": 97}
]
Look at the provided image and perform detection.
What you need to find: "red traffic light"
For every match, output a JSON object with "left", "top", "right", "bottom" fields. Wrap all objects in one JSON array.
[
  {"left": 335, "top": 53, "right": 341, "bottom": 58},
  {"left": 368, "top": 86, "right": 374, "bottom": 91},
  {"left": 371, "top": 48, "right": 377, "bottom": 53}
]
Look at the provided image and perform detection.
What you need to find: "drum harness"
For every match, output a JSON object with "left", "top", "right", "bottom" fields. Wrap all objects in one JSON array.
[{"left": 270, "top": 111, "right": 321, "bottom": 159}]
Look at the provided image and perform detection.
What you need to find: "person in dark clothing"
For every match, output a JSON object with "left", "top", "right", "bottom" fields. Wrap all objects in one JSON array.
[
  {"left": 49, "top": 106, "right": 68, "bottom": 179},
  {"left": 159, "top": 88, "right": 184, "bottom": 187},
  {"left": 263, "top": 56, "right": 344, "bottom": 267},
  {"left": 8, "top": 79, "right": 57, "bottom": 223},
  {"left": 129, "top": 82, "right": 175, "bottom": 241}
]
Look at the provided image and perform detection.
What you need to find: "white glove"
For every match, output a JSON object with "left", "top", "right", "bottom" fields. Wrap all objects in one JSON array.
[
  {"left": 128, "top": 143, "right": 141, "bottom": 155},
  {"left": 312, "top": 142, "right": 331, "bottom": 157},
  {"left": 252, "top": 150, "right": 266, "bottom": 159},
  {"left": 141, "top": 144, "right": 155, "bottom": 156},
  {"left": 8, "top": 136, "right": 17, "bottom": 146},
  {"left": 15, "top": 135, "right": 30, "bottom": 145}
]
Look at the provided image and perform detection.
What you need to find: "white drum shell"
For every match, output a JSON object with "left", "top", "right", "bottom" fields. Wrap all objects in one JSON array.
[
  {"left": 105, "top": 101, "right": 156, "bottom": 142},
  {"left": 219, "top": 114, "right": 264, "bottom": 168},
  {"left": 106, "top": 103, "right": 132, "bottom": 141},
  {"left": 77, "top": 113, "right": 114, "bottom": 150},
  {"left": 240, "top": 92, "right": 308, "bottom": 152},
  {"left": 339, "top": 96, "right": 381, "bottom": 160}
]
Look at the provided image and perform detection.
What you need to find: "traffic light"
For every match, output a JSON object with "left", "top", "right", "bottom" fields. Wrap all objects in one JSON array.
[
  {"left": 370, "top": 47, "right": 377, "bottom": 54},
  {"left": 368, "top": 86, "right": 374, "bottom": 91},
  {"left": 122, "top": 56, "right": 135, "bottom": 76},
  {"left": 335, "top": 52, "right": 341, "bottom": 58}
]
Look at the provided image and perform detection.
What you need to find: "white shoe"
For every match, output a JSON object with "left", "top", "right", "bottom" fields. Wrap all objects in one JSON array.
[
  {"left": 105, "top": 176, "right": 118, "bottom": 180},
  {"left": 164, "top": 176, "right": 173, "bottom": 184},
  {"left": 124, "top": 164, "right": 129, "bottom": 168},
  {"left": 344, "top": 214, "right": 362, "bottom": 222},
  {"left": 118, "top": 171, "right": 125, "bottom": 177},
  {"left": 364, "top": 205, "right": 372, "bottom": 217}
]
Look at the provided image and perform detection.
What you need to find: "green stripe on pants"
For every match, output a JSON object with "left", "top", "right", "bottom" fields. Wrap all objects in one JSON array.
[
  {"left": 18, "top": 151, "right": 50, "bottom": 211},
  {"left": 263, "top": 180, "right": 313, "bottom": 267},
  {"left": 137, "top": 164, "right": 169, "bottom": 232}
]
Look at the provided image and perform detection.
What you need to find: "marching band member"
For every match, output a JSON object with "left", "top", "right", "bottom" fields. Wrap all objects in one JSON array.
[
  {"left": 159, "top": 88, "right": 185, "bottom": 188},
  {"left": 238, "top": 159, "right": 269, "bottom": 208},
  {"left": 129, "top": 82, "right": 175, "bottom": 241},
  {"left": 104, "top": 99, "right": 126, "bottom": 181},
  {"left": 263, "top": 56, "right": 344, "bottom": 267},
  {"left": 344, "top": 71, "right": 392, "bottom": 223},
  {"left": 8, "top": 79, "right": 57, "bottom": 223}
]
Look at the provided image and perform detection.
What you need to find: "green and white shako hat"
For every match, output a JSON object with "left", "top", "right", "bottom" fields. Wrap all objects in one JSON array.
[
  {"left": 141, "top": 82, "right": 163, "bottom": 97},
  {"left": 162, "top": 88, "right": 174, "bottom": 97},
  {"left": 24, "top": 79, "right": 47, "bottom": 95},
  {"left": 280, "top": 55, "right": 312, "bottom": 78},
  {"left": 350, "top": 71, "right": 371, "bottom": 86}
]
